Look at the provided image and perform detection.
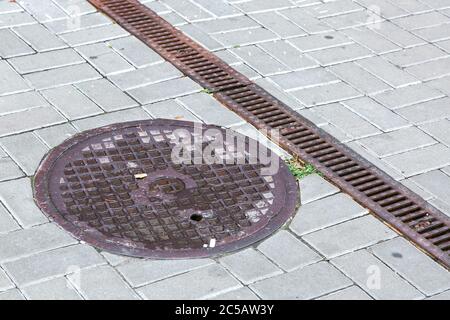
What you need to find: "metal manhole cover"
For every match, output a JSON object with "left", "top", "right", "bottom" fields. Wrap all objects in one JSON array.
[{"left": 34, "top": 119, "right": 298, "bottom": 258}]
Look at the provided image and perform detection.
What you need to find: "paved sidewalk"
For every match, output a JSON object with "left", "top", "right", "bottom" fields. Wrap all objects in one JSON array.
[{"left": 0, "top": 0, "right": 449, "bottom": 300}]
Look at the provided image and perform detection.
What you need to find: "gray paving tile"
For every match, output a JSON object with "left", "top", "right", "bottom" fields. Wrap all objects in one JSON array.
[
  {"left": 343, "top": 97, "right": 409, "bottom": 131},
  {"left": 400, "top": 178, "right": 434, "bottom": 201},
  {"left": 405, "top": 57, "right": 450, "bottom": 81},
  {"left": 128, "top": 77, "right": 202, "bottom": 104},
  {"left": 317, "top": 286, "right": 372, "bottom": 300},
  {"left": 332, "top": 249, "right": 424, "bottom": 299},
  {"left": 190, "top": 0, "right": 239, "bottom": 17},
  {"left": 426, "top": 290, "right": 450, "bottom": 300},
  {"left": 0, "top": 223, "right": 76, "bottom": 263},
  {"left": 59, "top": 24, "right": 129, "bottom": 47},
  {"left": 329, "top": 62, "right": 390, "bottom": 94},
  {"left": 178, "top": 93, "right": 244, "bottom": 126},
  {"left": 0, "top": 157, "right": 24, "bottom": 182},
  {"left": 108, "top": 36, "right": 163, "bottom": 68},
  {"left": 383, "top": 44, "right": 448, "bottom": 68},
  {"left": 394, "top": 11, "right": 448, "bottom": 30},
  {"left": 0, "top": 178, "right": 48, "bottom": 227},
  {"left": 303, "top": 215, "right": 397, "bottom": 258},
  {"left": 9, "top": 48, "right": 84, "bottom": 74},
  {"left": 233, "top": 0, "right": 294, "bottom": 13},
  {"left": 13, "top": 23, "right": 67, "bottom": 52},
  {"left": 288, "top": 32, "right": 352, "bottom": 53},
  {"left": 211, "top": 28, "right": 278, "bottom": 47},
  {"left": 383, "top": 143, "right": 450, "bottom": 177},
  {"left": 22, "top": 277, "right": 82, "bottom": 300},
  {"left": 68, "top": 265, "right": 139, "bottom": 300},
  {"left": 162, "top": 0, "right": 212, "bottom": 21},
  {"left": 257, "top": 230, "right": 322, "bottom": 271},
  {"left": 143, "top": 100, "right": 200, "bottom": 122},
  {"left": 280, "top": 7, "right": 333, "bottom": 34},
  {"left": 321, "top": 10, "right": 383, "bottom": 30},
  {"left": 420, "top": 119, "right": 450, "bottom": 146},
  {"left": 358, "top": 127, "right": 437, "bottom": 158},
  {"left": 117, "top": 258, "right": 213, "bottom": 288},
  {"left": 307, "top": 43, "right": 373, "bottom": 66},
  {"left": 0, "top": 268, "right": 14, "bottom": 292},
  {"left": 35, "top": 123, "right": 78, "bottom": 148},
  {"left": 356, "top": 56, "right": 419, "bottom": 88},
  {"left": 410, "top": 170, "right": 450, "bottom": 202},
  {"left": 313, "top": 103, "right": 380, "bottom": 138},
  {"left": 0, "top": 289, "right": 25, "bottom": 300},
  {"left": 137, "top": 264, "right": 242, "bottom": 300},
  {"left": 0, "top": 132, "right": 49, "bottom": 175},
  {"left": 108, "top": 62, "right": 181, "bottom": 90},
  {"left": 250, "top": 12, "right": 306, "bottom": 38},
  {"left": 259, "top": 40, "right": 317, "bottom": 70},
  {"left": 0, "top": 105, "right": 66, "bottom": 137},
  {"left": 292, "top": 82, "right": 363, "bottom": 107},
  {"left": 209, "top": 287, "right": 260, "bottom": 300},
  {"left": 299, "top": 174, "right": 339, "bottom": 205},
  {"left": 24, "top": 63, "right": 102, "bottom": 90},
  {"left": 0, "top": 203, "right": 19, "bottom": 235},
  {"left": 230, "top": 45, "right": 288, "bottom": 76},
  {"left": 372, "top": 84, "right": 445, "bottom": 109},
  {"left": 18, "top": 0, "right": 67, "bottom": 22},
  {"left": 75, "top": 79, "right": 139, "bottom": 112},
  {"left": 427, "top": 76, "right": 450, "bottom": 95},
  {"left": 370, "top": 237, "right": 450, "bottom": 296},
  {"left": 374, "top": 21, "right": 426, "bottom": 48},
  {"left": 194, "top": 16, "right": 257, "bottom": 34},
  {"left": 0, "top": 29, "right": 34, "bottom": 58},
  {"left": 76, "top": 42, "right": 134, "bottom": 75},
  {"left": 3, "top": 244, "right": 105, "bottom": 287},
  {"left": 395, "top": 97, "right": 450, "bottom": 124},
  {"left": 412, "top": 23, "right": 450, "bottom": 42},
  {"left": 290, "top": 193, "right": 368, "bottom": 236},
  {"left": 72, "top": 107, "right": 150, "bottom": 131},
  {"left": 0, "top": 12, "right": 35, "bottom": 29},
  {"left": 250, "top": 261, "right": 352, "bottom": 300},
  {"left": 178, "top": 24, "right": 224, "bottom": 51},
  {"left": 41, "top": 85, "right": 103, "bottom": 120},
  {"left": 353, "top": 0, "right": 408, "bottom": 19},
  {"left": 343, "top": 27, "right": 400, "bottom": 54},
  {"left": 270, "top": 68, "right": 338, "bottom": 91},
  {"left": 303, "top": 0, "right": 364, "bottom": 19},
  {"left": 44, "top": 12, "right": 111, "bottom": 34},
  {"left": 219, "top": 248, "right": 282, "bottom": 284},
  {"left": 0, "top": 61, "right": 31, "bottom": 95},
  {"left": 0, "top": 91, "right": 48, "bottom": 115}
]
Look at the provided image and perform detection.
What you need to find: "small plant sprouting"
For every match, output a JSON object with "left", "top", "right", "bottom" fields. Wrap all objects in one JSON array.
[
  {"left": 200, "top": 88, "right": 214, "bottom": 95},
  {"left": 286, "top": 156, "right": 322, "bottom": 180}
]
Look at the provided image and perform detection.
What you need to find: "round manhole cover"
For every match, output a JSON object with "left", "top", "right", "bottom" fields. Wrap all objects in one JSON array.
[{"left": 34, "top": 119, "right": 298, "bottom": 258}]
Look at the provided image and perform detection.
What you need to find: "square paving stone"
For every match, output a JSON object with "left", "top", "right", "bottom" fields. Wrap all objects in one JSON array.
[
  {"left": 317, "top": 286, "right": 372, "bottom": 300},
  {"left": 137, "top": 264, "right": 242, "bottom": 300},
  {"left": 219, "top": 248, "right": 282, "bottom": 284},
  {"left": 299, "top": 174, "right": 339, "bottom": 204},
  {"left": 303, "top": 215, "right": 397, "bottom": 258},
  {"left": 257, "top": 230, "right": 322, "bottom": 271},
  {"left": 290, "top": 193, "right": 368, "bottom": 236},
  {"left": 250, "top": 261, "right": 352, "bottom": 300},
  {"left": 21, "top": 277, "right": 82, "bottom": 300},
  {"left": 331, "top": 249, "right": 424, "bottom": 299},
  {"left": 370, "top": 237, "right": 450, "bottom": 296},
  {"left": 68, "top": 265, "right": 139, "bottom": 300}
]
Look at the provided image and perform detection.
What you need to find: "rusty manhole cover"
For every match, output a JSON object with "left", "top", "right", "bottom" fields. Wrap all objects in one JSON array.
[{"left": 34, "top": 119, "right": 298, "bottom": 258}]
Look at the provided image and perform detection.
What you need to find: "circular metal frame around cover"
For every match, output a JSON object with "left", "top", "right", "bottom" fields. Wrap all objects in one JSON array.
[{"left": 34, "top": 119, "right": 298, "bottom": 259}]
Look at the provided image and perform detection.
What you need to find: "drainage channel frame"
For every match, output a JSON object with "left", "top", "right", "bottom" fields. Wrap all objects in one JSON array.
[{"left": 88, "top": 0, "right": 450, "bottom": 268}]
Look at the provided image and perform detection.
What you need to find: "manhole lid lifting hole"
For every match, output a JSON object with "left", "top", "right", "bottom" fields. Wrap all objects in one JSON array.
[{"left": 34, "top": 120, "right": 298, "bottom": 259}]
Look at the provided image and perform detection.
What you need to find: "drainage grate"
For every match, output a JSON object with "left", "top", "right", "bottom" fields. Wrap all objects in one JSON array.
[
  {"left": 88, "top": 0, "right": 450, "bottom": 267},
  {"left": 34, "top": 120, "right": 298, "bottom": 258}
]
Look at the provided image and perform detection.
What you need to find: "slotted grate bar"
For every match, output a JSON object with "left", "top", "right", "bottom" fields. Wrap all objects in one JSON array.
[{"left": 88, "top": 0, "right": 450, "bottom": 268}]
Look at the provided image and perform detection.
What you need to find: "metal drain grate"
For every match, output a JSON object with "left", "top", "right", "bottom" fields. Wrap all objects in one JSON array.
[
  {"left": 88, "top": 0, "right": 450, "bottom": 268},
  {"left": 34, "top": 120, "right": 298, "bottom": 258}
]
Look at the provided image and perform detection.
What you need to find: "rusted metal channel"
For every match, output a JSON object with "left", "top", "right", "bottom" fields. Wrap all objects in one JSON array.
[{"left": 88, "top": 0, "right": 450, "bottom": 268}]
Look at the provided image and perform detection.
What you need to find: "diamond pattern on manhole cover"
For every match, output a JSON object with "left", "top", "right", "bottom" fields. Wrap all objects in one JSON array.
[{"left": 34, "top": 119, "right": 298, "bottom": 258}]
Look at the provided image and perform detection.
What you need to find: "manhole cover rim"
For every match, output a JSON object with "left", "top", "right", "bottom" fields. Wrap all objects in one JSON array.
[{"left": 34, "top": 119, "right": 299, "bottom": 259}]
